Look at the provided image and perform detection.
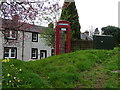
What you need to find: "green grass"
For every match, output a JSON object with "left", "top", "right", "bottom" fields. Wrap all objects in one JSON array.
[{"left": 2, "top": 48, "right": 119, "bottom": 88}]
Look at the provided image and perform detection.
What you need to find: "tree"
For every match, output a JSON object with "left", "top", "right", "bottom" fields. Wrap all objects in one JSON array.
[
  {"left": 39, "top": 0, "right": 62, "bottom": 48},
  {"left": 94, "top": 28, "right": 100, "bottom": 35},
  {"left": 0, "top": 0, "right": 62, "bottom": 47},
  {"left": 40, "top": 23, "right": 55, "bottom": 48},
  {"left": 60, "top": 1, "right": 81, "bottom": 40},
  {"left": 41, "top": 0, "right": 62, "bottom": 26},
  {"left": 101, "top": 25, "right": 120, "bottom": 46},
  {"left": 0, "top": 0, "right": 62, "bottom": 60},
  {"left": 89, "top": 25, "right": 95, "bottom": 37}
]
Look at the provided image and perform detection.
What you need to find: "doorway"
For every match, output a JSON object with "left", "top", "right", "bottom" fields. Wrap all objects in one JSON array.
[{"left": 40, "top": 50, "right": 47, "bottom": 59}]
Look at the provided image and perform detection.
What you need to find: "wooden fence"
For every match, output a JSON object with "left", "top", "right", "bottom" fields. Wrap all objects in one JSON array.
[{"left": 71, "top": 40, "right": 93, "bottom": 52}]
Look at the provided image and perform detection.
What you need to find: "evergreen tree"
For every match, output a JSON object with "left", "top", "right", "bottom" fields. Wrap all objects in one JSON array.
[
  {"left": 101, "top": 25, "right": 120, "bottom": 46},
  {"left": 60, "top": 1, "right": 81, "bottom": 40}
]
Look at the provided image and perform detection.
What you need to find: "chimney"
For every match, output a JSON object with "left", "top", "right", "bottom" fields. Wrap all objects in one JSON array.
[
  {"left": 84, "top": 31, "right": 89, "bottom": 36},
  {"left": 12, "top": 14, "right": 19, "bottom": 22}
]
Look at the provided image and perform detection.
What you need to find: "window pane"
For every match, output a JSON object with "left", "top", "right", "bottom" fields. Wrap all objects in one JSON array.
[
  {"left": 11, "top": 48, "right": 14, "bottom": 52},
  {"left": 11, "top": 54, "right": 15, "bottom": 57},
  {"left": 32, "top": 54, "right": 35, "bottom": 57},
  {"left": 32, "top": 48, "right": 38, "bottom": 59},
  {"left": 41, "top": 53, "right": 43, "bottom": 57},
  {"left": 32, "top": 49, "right": 35, "bottom": 53},
  {"left": 33, "top": 35, "right": 37, "bottom": 39},
  {"left": 51, "top": 49, "right": 54, "bottom": 56},
  {"left": 4, "top": 48, "right": 9, "bottom": 57},
  {"left": 5, "top": 49, "right": 9, "bottom": 53},
  {"left": 5, "top": 30, "right": 10, "bottom": 38},
  {"left": 33, "top": 33, "right": 36, "bottom": 36},
  {"left": 32, "top": 33, "right": 38, "bottom": 41},
  {"left": 12, "top": 31, "right": 16, "bottom": 38},
  {"left": 4, "top": 53, "right": 9, "bottom": 57},
  {"left": 9, "top": 31, "right": 12, "bottom": 38},
  {"left": 11, "top": 48, "right": 15, "bottom": 57}
]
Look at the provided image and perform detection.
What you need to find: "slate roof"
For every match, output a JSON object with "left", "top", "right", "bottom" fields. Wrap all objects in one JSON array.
[
  {"left": 0, "top": 17, "right": 50, "bottom": 33},
  {"left": 81, "top": 33, "right": 93, "bottom": 40}
]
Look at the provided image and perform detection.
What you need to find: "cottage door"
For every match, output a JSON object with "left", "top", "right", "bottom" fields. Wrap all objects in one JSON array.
[{"left": 40, "top": 50, "right": 47, "bottom": 59}]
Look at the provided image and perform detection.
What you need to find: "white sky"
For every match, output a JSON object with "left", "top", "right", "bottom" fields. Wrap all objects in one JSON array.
[{"left": 60, "top": 0, "right": 119, "bottom": 32}]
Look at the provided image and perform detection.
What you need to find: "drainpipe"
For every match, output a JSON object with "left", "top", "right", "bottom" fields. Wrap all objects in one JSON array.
[{"left": 22, "top": 31, "right": 24, "bottom": 60}]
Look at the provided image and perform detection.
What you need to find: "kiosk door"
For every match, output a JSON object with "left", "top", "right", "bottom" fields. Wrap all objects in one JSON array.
[
  {"left": 60, "top": 28, "right": 67, "bottom": 53},
  {"left": 55, "top": 21, "right": 71, "bottom": 55}
]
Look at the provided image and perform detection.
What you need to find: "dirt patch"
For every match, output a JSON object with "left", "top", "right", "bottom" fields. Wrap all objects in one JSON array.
[
  {"left": 111, "top": 70, "right": 120, "bottom": 73},
  {"left": 93, "top": 65, "right": 107, "bottom": 88}
]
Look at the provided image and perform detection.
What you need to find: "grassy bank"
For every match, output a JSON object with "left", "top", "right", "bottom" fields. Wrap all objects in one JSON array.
[{"left": 2, "top": 48, "right": 119, "bottom": 88}]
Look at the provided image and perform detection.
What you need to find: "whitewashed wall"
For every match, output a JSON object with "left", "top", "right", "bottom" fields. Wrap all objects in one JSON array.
[
  {"left": 0, "top": 31, "right": 52, "bottom": 61},
  {"left": 0, "top": 31, "right": 3, "bottom": 59}
]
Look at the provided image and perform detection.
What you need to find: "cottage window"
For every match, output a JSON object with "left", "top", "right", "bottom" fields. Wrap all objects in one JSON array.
[
  {"left": 4, "top": 47, "right": 17, "bottom": 59},
  {"left": 31, "top": 48, "right": 38, "bottom": 59},
  {"left": 5, "top": 30, "right": 17, "bottom": 40},
  {"left": 32, "top": 33, "right": 38, "bottom": 42},
  {"left": 51, "top": 49, "right": 54, "bottom": 56}
]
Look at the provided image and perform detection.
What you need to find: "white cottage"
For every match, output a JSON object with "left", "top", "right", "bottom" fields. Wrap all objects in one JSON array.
[
  {"left": 0, "top": 18, "right": 54, "bottom": 61},
  {"left": 81, "top": 31, "right": 93, "bottom": 40}
]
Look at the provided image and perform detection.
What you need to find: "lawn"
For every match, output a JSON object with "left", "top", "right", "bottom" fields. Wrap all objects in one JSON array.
[{"left": 2, "top": 48, "right": 120, "bottom": 88}]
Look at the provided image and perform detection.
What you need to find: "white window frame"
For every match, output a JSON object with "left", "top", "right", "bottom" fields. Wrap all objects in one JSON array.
[
  {"left": 31, "top": 48, "right": 38, "bottom": 59},
  {"left": 5, "top": 30, "right": 17, "bottom": 40},
  {"left": 4, "top": 47, "right": 17, "bottom": 59},
  {"left": 32, "top": 33, "right": 38, "bottom": 42}
]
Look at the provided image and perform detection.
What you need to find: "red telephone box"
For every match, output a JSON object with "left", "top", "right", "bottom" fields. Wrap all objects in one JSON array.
[{"left": 55, "top": 21, "right": 71, "bottom": 55}]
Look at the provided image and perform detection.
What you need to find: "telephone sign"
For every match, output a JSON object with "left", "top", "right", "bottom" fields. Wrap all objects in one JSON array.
[
  {"left": 61, "top": 28, "right": 67, "bottom": 31},
  {"left": 59, "top": 23, "right": 69, "bottom": 26},
  {"left": 55, "top": 21, "right": 71, "bottom": 55}
]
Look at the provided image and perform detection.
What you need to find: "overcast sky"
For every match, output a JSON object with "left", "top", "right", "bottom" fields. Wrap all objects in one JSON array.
[{"left": 60, "top": 0, "right": 119, "bottom": 32}]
